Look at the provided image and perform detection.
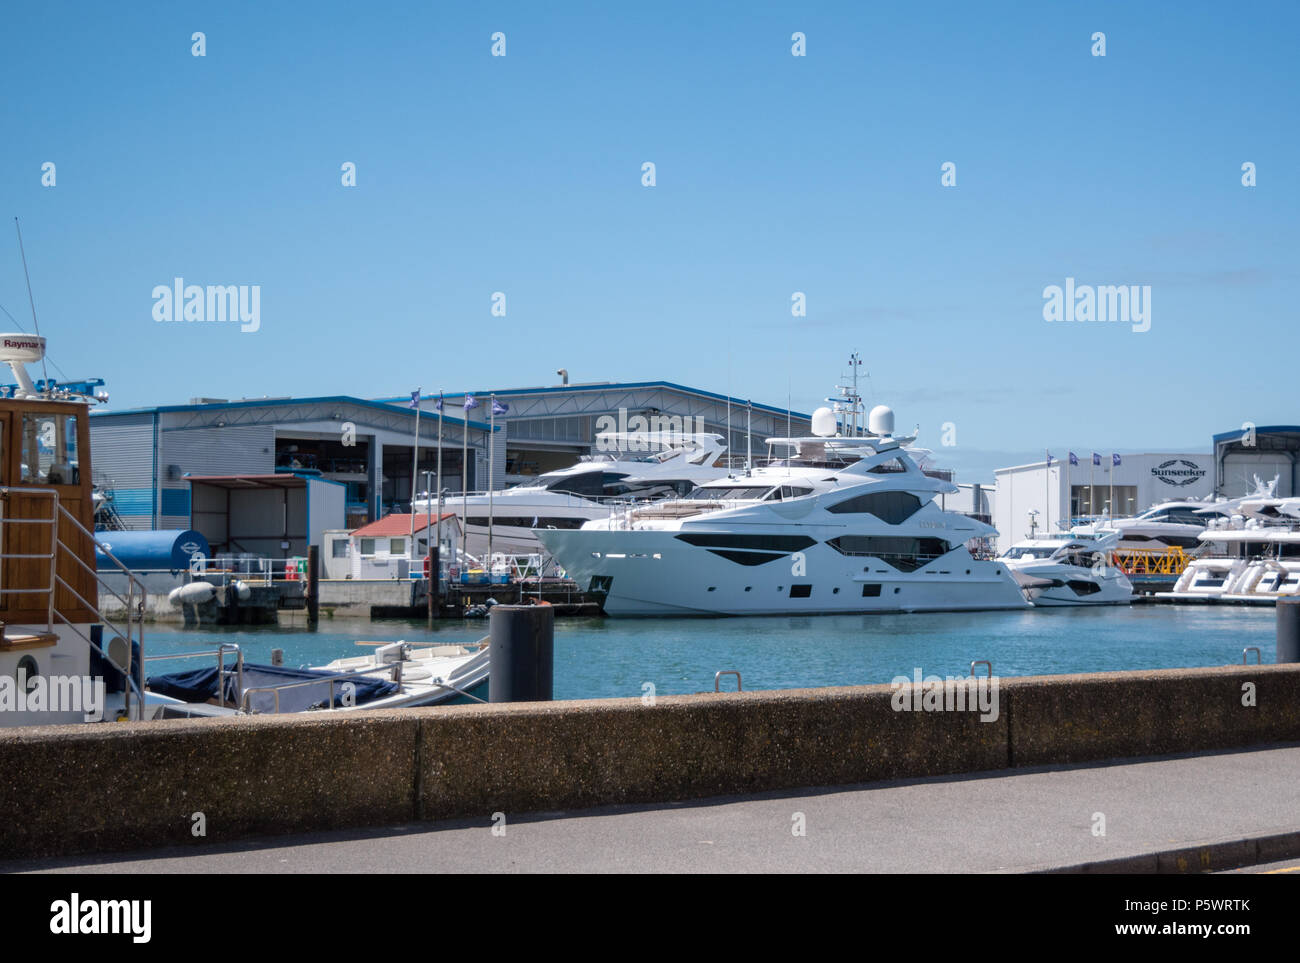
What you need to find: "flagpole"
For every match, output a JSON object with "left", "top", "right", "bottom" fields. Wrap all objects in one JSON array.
[
  {"left": 409, "top": 390, "right": 421, "bottom": 549},
  {"left": 1090, "top": 457, "right": 1095, "bottom": 519},
  {"left": 746, "top": 401, "right": 752, "bottom": 472},
  {"left": 488, "top": 395, "right": 495, "bottom": 562},
  {"left": 1066, "top": 455, "right": 1072, "bottom": 526},
  {"left": 435, "top": 395, "right": 443, "bottom": 571},
  {"left": 1109, "top": 455, "right": 1114, "bottom": 524},
  {"left": 462, "top": 401, "right": 469, "bottom": 563},
  {"left": 1044, "top": 450, "right": 1050, "bottom": 534}
]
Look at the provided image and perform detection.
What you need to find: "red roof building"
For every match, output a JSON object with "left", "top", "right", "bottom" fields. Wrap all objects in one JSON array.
[{"left": 350, "top": 513, "right": 458, "bottom": 538}]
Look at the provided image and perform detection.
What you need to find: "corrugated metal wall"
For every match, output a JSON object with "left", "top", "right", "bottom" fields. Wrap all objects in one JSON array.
[
  {"left": 307, "top": 479, "right": 347, "bottom": 546},
  {"left": 159, "top": 424, "right": 275, "bottom": 527},
  {"left": 491, "top": 427, "right": 507, "bottom": 491},
  {"left": 89, "top": 413, "right": 156, "bottom": 529}
]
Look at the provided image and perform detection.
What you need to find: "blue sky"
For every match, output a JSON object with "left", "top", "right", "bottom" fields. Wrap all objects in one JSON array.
[{"left": 2, "top": 1, "right": 1295, "bottom": 480}]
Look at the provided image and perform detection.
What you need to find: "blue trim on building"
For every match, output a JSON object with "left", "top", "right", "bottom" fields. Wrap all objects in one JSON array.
[
  {"left": 91, "top": 395, "right": 494, "bottom": 432},
  {"left": 1211, "top": 426, "right": 1300, "bottom": 443},
  {"left": 377, "top": 382, "right": 813, "bottom": 421},
  {"left": 110, "top": 489, "right": 154, "bottom": 516}
]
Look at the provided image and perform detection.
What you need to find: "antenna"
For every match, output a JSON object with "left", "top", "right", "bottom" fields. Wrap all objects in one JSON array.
[
  {"left": 849, "top": 352, "right": 863, "bottom": 436},
  {"left": 14, "top": 219, "right": 50, "bottom": 388}
]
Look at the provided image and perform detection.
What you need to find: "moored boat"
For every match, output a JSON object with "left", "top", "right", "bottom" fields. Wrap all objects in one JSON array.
[
  {"left": 537, "top": 401, "right": 1028, "bottom": 617},
  {"left": 998, "top": 534, "right": 1133, "bottom": 606}
]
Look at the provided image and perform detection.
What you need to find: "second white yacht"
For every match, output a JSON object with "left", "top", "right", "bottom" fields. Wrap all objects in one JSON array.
[
  {"left": 1072, "top": 499, "right": 1236, "bottom": 554},
  {"left": 413, "top": 432, "right": 730, "bottom": 560}
]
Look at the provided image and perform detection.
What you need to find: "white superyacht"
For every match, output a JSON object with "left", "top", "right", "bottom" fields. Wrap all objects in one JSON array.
[{"left": 535, "top": 404, "right": 1028, "bottom": 616}]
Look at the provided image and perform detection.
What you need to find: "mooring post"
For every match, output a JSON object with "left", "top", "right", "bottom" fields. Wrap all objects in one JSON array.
[
  {"left": 306, "top": 544, "right": 320, "bottom": 627},
  {"left": 427, "top": 548, "right": 437, "bottom": 628},
  {"left": 1278, "top": 598, "right": 1300, "bottom": 663},
  {"left": 488, "top": 604, "right": 554, "bottom": 702}
]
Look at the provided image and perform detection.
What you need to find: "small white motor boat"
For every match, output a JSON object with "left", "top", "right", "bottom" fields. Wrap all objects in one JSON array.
[
  {"left": 142, "top": 638, "right": 490, "bottom": 718},
  {"left": 998, "top": 535, "right": 1133, "bottom": 606}
]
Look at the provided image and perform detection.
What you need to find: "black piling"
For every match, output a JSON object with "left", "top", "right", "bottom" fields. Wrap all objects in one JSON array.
[
  {"left": 1278, "top": 598, "right": 1300, "bottom": 664},
  {"left": 488, "top": 604, "right": 554, "bottom": 702},
  {"left": 306, "top": 545, "right": 320, "bottom": 627}
]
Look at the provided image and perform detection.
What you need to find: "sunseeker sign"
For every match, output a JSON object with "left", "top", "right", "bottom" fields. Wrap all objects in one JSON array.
[{"left": 1151, "top": 459, "right": 1207, "bottom": 487}]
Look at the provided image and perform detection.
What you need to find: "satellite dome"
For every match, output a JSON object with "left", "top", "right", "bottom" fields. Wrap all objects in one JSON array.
[
  {"left": 811, "top": 406, "right": 838, "bottom": 437},
  {"left": 868, "top": 405, "right": 895, "bottom": 436}
]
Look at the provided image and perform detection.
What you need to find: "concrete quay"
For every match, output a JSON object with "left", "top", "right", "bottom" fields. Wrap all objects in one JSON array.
[{"left": 2, "top": 663, "right": 1299, "bottom": 862}]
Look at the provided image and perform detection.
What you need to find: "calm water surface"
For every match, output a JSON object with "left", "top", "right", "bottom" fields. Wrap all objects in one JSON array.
[{"left": 142, "top": 605, "right": 1278, "bottom": 701}]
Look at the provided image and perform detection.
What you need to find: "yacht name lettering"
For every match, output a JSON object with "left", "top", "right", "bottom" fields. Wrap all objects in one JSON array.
[
  {"left": 1042, "top": 277, "right": 1151, "bottom": 333},
  {"left": 49, "top": 893, "right": 151, "bottom": 943}
]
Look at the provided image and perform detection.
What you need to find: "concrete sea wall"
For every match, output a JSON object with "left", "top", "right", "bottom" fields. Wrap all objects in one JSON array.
[{"left": 2, "top": 664, "right": 1298, "bottom": 859}]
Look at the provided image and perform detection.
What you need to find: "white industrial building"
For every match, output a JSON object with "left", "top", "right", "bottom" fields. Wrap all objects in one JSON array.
[
  {"left": 937, "top": 482, "right": 994, "bottom": 525},
  {"left": 993, "top": 452, "right": 1214, "bottom": 549}
]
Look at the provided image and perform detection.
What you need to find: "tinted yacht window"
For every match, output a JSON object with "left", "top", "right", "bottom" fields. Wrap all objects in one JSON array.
[
  {"left": 825, "top": 536, "right": 951, "bottom": 571},
  {"left": 545, "top": 471, "right": 628, "bottom": 498},
  {"left": 826, "top": 490, "right": 923, "bottom": 523}
]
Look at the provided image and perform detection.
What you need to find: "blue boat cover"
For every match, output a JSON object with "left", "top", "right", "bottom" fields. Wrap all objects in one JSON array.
[{"left": 148, "top": 662, "right": 399, "bottom": 712}]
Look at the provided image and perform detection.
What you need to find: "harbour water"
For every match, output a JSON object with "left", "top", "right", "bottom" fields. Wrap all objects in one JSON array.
[{"left": 143, "top": 605, "right": 1279, "bottom": 701}]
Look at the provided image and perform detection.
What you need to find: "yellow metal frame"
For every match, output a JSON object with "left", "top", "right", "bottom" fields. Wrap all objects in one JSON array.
[{"left": 1110, "top": 546, "right": 1189, "bottom": 576}]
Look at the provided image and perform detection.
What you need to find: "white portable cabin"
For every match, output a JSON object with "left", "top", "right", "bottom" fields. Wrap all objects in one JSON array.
[
  {"left": 347, "top": 513, "right": 460, "bottom": 580},
  {"left": 321, "top": 529, "right": 352, "bottom": 579}
]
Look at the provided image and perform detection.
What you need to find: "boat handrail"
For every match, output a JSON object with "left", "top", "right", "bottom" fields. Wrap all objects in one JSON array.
[
  {"left": 145, "top": 643, "right": 244, "bottom": 706},
  {"left": 447, "top": 489, "right": 674, "bottom": 507},
  {"left": 425, "top": 678, "right": 489, "bottom": 704},
  {"left": 238, "top": 661, "right": 411, "bottom": 714}
]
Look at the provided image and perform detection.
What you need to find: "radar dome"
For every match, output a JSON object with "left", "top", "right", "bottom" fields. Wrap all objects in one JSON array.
[
  {"left": 811, "top": 406, "right": 838, "bottom": 437},
  {"left": 868, "top": 405, "right": 895, "bottom": 436}
]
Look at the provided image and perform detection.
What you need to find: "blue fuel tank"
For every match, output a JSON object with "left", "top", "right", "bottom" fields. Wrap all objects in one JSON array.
[{"left": 94, "top": 530, "right": 210, "bottom": 571}]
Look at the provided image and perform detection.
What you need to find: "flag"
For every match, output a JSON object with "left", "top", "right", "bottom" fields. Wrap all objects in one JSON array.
[
  {"left": 1092, "top": 452, "right": 1101, "bottom": 466},
  {"left": 408, "top": 389, "right": 420, "bottom": 408},
  {"left": 491, "top": 399, "right": 509, "bottom": 417},
  {"left": 463, "top": 394, "right": 479, "bottom": 411},
  {"left": 434, "top": 392, "right": 443, "bottom": 412},
  {"left": 1046, "top": 451, "right": 1053, "bottom": 467},
  {"left": 1069, "top": 452, "right": 1078, "bottom": 466},
  {"left": 1112, "top": 453, "right": 1122, "bottom": 466}
]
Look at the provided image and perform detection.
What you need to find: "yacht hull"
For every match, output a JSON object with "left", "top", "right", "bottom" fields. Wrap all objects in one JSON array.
[
  {"left": 1008, "top": 565, "right": 1133, "bottom": 606},
  {"left": 537, "top": 528, "right": 1029, "bottom": 617}
]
